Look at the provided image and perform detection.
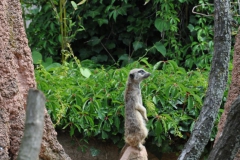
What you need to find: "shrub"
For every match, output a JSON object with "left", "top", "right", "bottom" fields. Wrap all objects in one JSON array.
[
  {"left": 24, "top": 0, "right": 215, "bottom": 69},
  {"left": 35, "top": 59, "right": 211, "bottom": 151}
]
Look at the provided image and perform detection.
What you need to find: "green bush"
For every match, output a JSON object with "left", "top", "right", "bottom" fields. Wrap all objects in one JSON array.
[
  {"left": 24, "top": 0, "right": 215, "bottom": 69},
  {"left": 35, "top": 59, "right": 215, "bottom": 151}
]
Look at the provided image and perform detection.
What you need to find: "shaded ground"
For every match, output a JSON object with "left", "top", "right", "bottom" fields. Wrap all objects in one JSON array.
[
  {"left": 57, "top": 131, "right": 178, "bottom": 160},
  {"left": 57, "top": 131, "right": 119, "bottom": 160}
]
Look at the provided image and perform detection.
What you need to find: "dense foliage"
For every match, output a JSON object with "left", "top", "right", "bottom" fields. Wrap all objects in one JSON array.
[
  {"left": 22, "top": 0, "right": 234, "bottom": 154},
  {"left": 23, "top": 0, "right": 215, "bottom": 69},
  {"left": 35, "top": 59, "right": 222, "bottom": 152}
]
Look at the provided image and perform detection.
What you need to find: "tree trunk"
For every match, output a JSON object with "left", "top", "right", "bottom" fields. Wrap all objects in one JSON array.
[
  {"left": 215, "top": 27, "right": 240, "bottom": 160},
  {"left": 207, "top": 95, "right": 240, "bottom": 160},
  {"left": 0, "top": 0, "right": 70, "bottom": 159},
  {"left": 17, "top": 89, "right": 45, "bottom": 160},
  {"left": 177, "top": 0, "right": 231, "bottom": 159}
]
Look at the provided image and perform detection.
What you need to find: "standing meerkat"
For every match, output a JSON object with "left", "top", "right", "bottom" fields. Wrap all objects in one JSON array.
[{"left": 124, "top": 68, "right": 150, "bottom": 150}]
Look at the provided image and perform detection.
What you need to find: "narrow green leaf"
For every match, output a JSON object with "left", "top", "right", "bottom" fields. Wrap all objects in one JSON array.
[
  {"left": 70, "top": 126, "right": 75, "bottom": 136},
  {"left": 190, "top": 121, "right": 195, "bottom": 132},
  {"left": 77, "top": 0, "right": 87, "bottom": 5},
  {"left": 153, "top": 61, "right": 163, "bottom": 70},
  {"left": 155, "top": 121, "right": 163, "bottom": 135},
  {"left": 144, "top": 0, "right": 150, "bottom": 5},
  {"left": 140, "top": 58, "right": 151, "bottom": 68},
  {"left": 114, "top": 116, "right": 120, "bottom": 130},
  {"left": 187, "top": 96, "right": 194, "bottom": 110}
]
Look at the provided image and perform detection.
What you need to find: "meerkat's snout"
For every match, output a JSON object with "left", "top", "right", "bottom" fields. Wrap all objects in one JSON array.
[{"left": 143, "top": 72, "right": 151, "bottom": 78}]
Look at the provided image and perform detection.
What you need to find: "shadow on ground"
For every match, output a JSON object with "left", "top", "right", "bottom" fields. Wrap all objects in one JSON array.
[{"left": 57, "top": 131, "right": 178, "bottom": 160}]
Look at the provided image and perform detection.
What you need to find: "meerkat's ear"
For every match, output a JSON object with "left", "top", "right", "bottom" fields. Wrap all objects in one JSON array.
[{"left": 129, "top": 73, "right": 134, "bottom": 79}]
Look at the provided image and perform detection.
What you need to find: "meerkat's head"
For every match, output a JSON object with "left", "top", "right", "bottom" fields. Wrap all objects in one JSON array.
[{"left": 128, "top": 68, "right": 151, "bottom": 83}]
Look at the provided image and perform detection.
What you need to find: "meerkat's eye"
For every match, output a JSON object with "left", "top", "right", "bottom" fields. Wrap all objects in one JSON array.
[{"left": 138, "top": 70, "right": 145, "bottom": 74}]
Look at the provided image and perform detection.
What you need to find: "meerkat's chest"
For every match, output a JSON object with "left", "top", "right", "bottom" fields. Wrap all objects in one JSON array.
[{"left": 135, "top": 90, "right": 142, "bottom": 104}]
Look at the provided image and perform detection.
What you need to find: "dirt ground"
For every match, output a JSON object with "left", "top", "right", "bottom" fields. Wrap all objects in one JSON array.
[{"left": 57, "top": 132, "right": 178, "bottom": 160}]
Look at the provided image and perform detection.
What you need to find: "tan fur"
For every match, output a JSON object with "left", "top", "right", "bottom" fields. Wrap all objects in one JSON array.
[{"left": 124, "top": 68, "right": 150, "bottom": 150}]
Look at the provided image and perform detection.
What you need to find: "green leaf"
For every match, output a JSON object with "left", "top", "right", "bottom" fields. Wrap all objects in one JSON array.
[
  {"left": 106, "top": 42, "right": 115, "bottom": 49},
  {"left": 85, "top": 10, "right": 100, "bottom": 18},
  {"left": 180, "top": 115, "right": 193, "bottom": 121},
  {"left": 109, "top": 10, "right": 118, "bottom": 22},
  {"left": 50, "top": 22, "right": 55, "bottom": 31},
  {"left": 133, "top": 41, "right": 143, "bottom": 51},
  {"left": 192, "top": 94, "right": 203, "bottom": 105},
  {"left": 154, "top": 18, "right": 170, "bottom": 32},
  {"left": 77, "top": 0, "right": 87, "bottom": 5},
  {"left": 71, "top": 1, "right": 78, "bottom": 10},
  {"left": 97, "top": 109, "right": 105, "bottom": 120},
  {"left": 155, "top": 121, "right": 163, "bottom": 135},
  {"left": 144, "top": 0, "right": 150, "bottom": 5},
  {"left": 32, "top": 50, "right": 42, "bottom": 64},
  {"left": 86, "top": 116, "right": 94, "bottom": 126},
  {"left": 154, "top": 42, "right": 166, "bottom": 56},
  {"left": 187, "top": 96, "right": 194, "bottom": 110},
  {"left": 190, "top": 121, "right": 195, "bottom": 132},
  {"left": 178, "top": 0, "right": 186, "bottom": 3},
  {"left": 187, "top": 24, "right": 194, "bottom": 32},
  {"left": 70, "top": 126, "right": 75, "bottom": 137},
  {"left": 45, "top": 63, "right": 61, "bottom": 71},
  {"left": 153, "top": 96, "right": 157, "bottom": 104},
  {"left": 88, "top": 36, "right": 101, "bottom": 46},
  {"left": 103, "top": 121, "right": 111, "bottom": 132},
  {"left": 95, "top": 18, "right": 108, "bottom": 26},
  {"left": 114, "top": 116, "right": 120, "bottom": 130},
  {"left": 118, "top": 6, "right": 127, "bottom": 16},
  {"left": 80, "top": 67, "right": 91, "bottom": 78},
  {"left": 101, "top": 131, "right": 108, "bottom": 139},
  {"left": 168, "top": 60, "right": 178, "bottom": 71},
  {"left": 42, "top": 57, "right": 53, "bottom": 68},
  {"left": 179, "top": 126, "right": 188, "bottom": 132},
  {"left": 140, "top": 58, "right": 152, "bottom": 68},
  {"left": 118, "top": 54, "right": 129, "bottom": 61},
  {"left": 153, "top": 61, "right": 163, "bottom": 70}
]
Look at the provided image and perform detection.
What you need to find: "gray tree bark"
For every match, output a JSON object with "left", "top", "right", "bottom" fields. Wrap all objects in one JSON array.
[
  {"left": 177, "top": 0, "right": 232, "bottom": 159},
  {"left": 207, "top": 95, "right": 240, "bottom": 160},
  {"left": 17, "top": 89, "right": 45, "bottom": 160}
]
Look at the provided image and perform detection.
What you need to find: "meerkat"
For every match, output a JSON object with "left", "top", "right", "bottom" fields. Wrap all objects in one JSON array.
[{"left": 124, "top": 68, "right": 150, "bottom": 150}]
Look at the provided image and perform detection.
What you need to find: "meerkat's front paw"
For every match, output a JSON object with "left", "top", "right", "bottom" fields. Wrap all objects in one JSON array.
[{"left": 145, "top": 117, "right": 148, "bottom": 122}]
